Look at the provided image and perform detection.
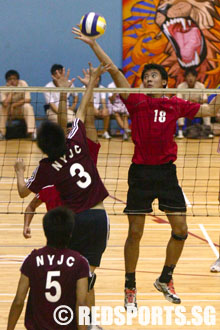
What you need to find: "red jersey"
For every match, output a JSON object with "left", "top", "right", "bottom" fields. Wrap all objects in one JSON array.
[
  {"left": 26, "top": 119, "right": 108, "bottom": 213},
  {"left": 121, "top": 94, "right": 200, "bottom": 165},
  {"left": 37, "top": 138, "right": 101, "bottom": 211},
  {"left": 21, "top": 245, "right": 89, "bottom": 330}
]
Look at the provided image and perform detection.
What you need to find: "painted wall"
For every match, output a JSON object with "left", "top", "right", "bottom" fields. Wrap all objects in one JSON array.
[{"left": 0, "top": 0, "right": 122, "bottom": 116}]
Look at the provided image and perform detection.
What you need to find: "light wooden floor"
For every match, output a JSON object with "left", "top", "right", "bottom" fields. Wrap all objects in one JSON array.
[{"left": 0, "top": 137, "right": 220, "bottom": 329}]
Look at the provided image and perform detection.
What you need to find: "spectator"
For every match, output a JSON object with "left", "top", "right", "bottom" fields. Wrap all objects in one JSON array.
[
  {"left": 44, "top": 64, "right": 78, "bottom": 124},
  {"left": 107, "top": 70, "right": 131, "bottom": 140},
  {"left": 0, "top": 70, "right": 36, "bottom": 141},
  {"left": 177, "top": 68, "right": 213, "bottom": 139}
]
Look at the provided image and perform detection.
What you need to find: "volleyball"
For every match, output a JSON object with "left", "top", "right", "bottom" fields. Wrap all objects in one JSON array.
[{"left": 79, "top": 12, "right": 106, "bottom": 38}]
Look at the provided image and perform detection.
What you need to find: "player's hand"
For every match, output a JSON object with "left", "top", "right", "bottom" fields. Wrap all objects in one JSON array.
[
  {"left": 23, "top": 225, "right": 31, "bottom": 239},
  {"left": 89, "top": 62, "right": 111, "bottom": 80},
  {"left": 72, "top": 26, "right": 95, "bottom": 46},
  {"left": 77, "top": 68, "right": 90, "bottom": 86},
  {"left": 52, "top": 68, "right": 75, "bottom": 88},
  {"left": 14, "top": 158, "right": 26, "bottom": 173}
]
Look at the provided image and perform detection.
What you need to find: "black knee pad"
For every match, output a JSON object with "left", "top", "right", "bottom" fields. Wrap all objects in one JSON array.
[
  {"left": 172, "top": 231, "right": 188, "bottom": 241},
  {"left": 88, "top": 272, "right": 96, "bottom": 291}
]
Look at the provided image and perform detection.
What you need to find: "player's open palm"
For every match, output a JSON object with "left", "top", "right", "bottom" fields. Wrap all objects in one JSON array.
[
  {"left": 52, "top": 68, "right": 75, "bottom": 88},
  {"left": 77, "top": 68, "right": 90, "bottom": 86},
  {"left": 72, "top": 26, "right": 95, "bottom": 46},
  {"left": 89, "top": 62, "right": 110, "bottom": 80}
]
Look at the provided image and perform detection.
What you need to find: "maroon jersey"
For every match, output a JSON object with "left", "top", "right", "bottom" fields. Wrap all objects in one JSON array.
[
  {"left": 121, "top": 94, "right": 200, "bottom": 165},
  {"left": 26, "top": 119, "right": 108, "bottom": 213},
  {"left": 21, "top": 246, "right": 89, "bottom": 330},
  {"left": 37, "top": 138, "right": 101, "bottom": 211}
]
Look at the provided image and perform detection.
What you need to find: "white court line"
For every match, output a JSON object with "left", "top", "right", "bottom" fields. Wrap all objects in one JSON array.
[
  {"left": 183, "top": 191, "right": 192, "bottom": 207},
  {"left": 199, "top": 224, "right": 219, "bottom": 258},
  {"left": 1, "top": 292, "right": 220, "bottom": 297},
  {"left": 0, "top": 299, "right": 220, "bottom": 303}
]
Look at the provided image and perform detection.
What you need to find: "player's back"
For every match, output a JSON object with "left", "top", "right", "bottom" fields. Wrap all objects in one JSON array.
[{"left": 21, "top": 245, "right": 89, "bottom": 330}]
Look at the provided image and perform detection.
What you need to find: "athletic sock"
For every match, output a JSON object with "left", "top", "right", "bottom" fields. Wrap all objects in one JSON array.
[
  {"left": 159, "top": 265, "right": 176, "bottom": 283},
  {"left": 125, "top": 272, "right": 136, "bottom": 288}
]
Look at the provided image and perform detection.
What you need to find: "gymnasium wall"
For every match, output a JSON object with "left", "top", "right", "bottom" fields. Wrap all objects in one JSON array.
[{"left": 0, "top": 0, "right": 122, "bottom": 116}]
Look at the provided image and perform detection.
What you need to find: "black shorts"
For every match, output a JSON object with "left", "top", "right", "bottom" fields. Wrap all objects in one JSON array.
[
  {"left": 124, "top": 162, "right": 186, "bottom": 214},
  {"left": 68, "top": 209, "right": 109, "bottom": 267}
]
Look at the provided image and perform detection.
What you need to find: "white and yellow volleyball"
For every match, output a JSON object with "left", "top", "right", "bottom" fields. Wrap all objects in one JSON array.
[{"left": 80, "top": 12, "right": 106, "bottom": 38}]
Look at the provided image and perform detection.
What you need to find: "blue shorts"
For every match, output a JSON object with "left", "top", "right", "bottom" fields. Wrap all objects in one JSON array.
[{"left": 68, "top": 209, "right": 109, "bottom": 267}]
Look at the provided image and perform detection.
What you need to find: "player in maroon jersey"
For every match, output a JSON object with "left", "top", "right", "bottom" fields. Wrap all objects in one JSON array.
[
  {"left": 7, "top": 206, "right": 89, "bottom": 330},
  {"left": 72, "top": 27, "right": 220, "bottom": 306},
  {"left": 14, "top": 63, "right": 110, "bottom": 329},
  {"left": 23, "top": 67, "right": 101, "bottom": 239}
]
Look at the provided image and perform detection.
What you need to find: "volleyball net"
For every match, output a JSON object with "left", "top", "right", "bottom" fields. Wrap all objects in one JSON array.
[{"left": 0, "top": 86, "right": 220, "bottom": 216}]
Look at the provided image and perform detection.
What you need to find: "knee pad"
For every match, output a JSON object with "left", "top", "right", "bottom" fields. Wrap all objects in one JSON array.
[
  {"left": 172, "top": 231, "right": 188, "bottom": 241},
  {"left": 88, "top": 272, "right": 96, "bottom": 291}
]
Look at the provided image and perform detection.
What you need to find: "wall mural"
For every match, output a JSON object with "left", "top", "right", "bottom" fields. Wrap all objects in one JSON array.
[{"left": 123, "top": 0, "right": 220, "bottom": 88}]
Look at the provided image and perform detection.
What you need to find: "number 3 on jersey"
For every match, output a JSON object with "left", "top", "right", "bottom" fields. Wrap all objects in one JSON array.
[
  {"left": 70, "top": 163, "right": 91, "bottom": 189},
  {"left": 154, "top": 110, "right": 166, "bottom": 123}
]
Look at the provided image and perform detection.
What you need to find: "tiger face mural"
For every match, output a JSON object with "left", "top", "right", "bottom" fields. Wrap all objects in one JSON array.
[{"left": 123, "top": 0, "right": 220, "bottom": 87}]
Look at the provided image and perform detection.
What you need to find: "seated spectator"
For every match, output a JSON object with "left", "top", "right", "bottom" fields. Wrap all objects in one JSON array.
[
  {"left": 0, "top": 70, "right": 36, "bottom": 141},
  {"left": 93, "top": 76, "right": 111, "bottom": 139},
  {"left": 107, "top": 72, "right": 130, "bottom": 140},
  {"left": 44, "top": 64, "right": 78, "bottom": 124},
  {"left": 177, "top": 68, "right": 213, "bottom": 139}
]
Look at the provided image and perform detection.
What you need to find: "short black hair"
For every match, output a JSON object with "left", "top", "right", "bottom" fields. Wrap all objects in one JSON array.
[
  {"left": 141, "top": 63, "right": 168, "bottom": 87},
  {"left": 5, "top": 70, "right": 20, "bottom": 81},
  {"left": 184, "top": 67, "right": 198, "bottom": 77},
  {"left": 43, "top": 207, "right": 75, "bottom": 248},
  {"left": 37, "top": 121, "right": 67, "bottom": 161},
  {"left": 50, "top": 64, "right": 63, "bottom": 75}
]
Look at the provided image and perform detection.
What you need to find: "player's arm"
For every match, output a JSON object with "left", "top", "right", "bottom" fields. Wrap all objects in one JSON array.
[
  {"left": 76, "top": 62, "right": 109, "bottom": 123},
  {"left": 7, "top": 274, "right": 29, "bottom": 330},
  {"left": 76, "top": 277, "right": 88, "bottom": 330},
  {"left": 72, "top": 27, "right": 130, "bottom": 99},
  {"left": 24, "top": 196, "right": 43, "bottom": 239},
  {"left": 77, "top": 68, "right": 97, "bottom": 142},
  {"left": 70, "top": 93, "right": 79, "bottom": 111},
  {"left": 195, "top": 99, "right": 220, "bottom": 117},
  {"left": 53, "top": 68, "right": 75, "bottom": 133},
  {"left": 14, "top": 159, "right": 32, "bottom": 197}
]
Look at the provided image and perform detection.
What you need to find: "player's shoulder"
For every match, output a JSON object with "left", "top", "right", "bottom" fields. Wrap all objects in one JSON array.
[{"left": 195, "top": 81, "right": 205, "bottom": 88}]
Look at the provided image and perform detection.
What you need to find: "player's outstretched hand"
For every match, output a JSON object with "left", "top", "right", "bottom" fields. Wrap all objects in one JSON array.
[
  {"left": 77, "top": 68, "right": 90, "bottom": 87},
  {"left": 23, "top": 225, "right": 31, "bottom": 239},
  {"left": 89, "top": 62, "right": 111, "bottom": 79},
  {"left": 52, "top": 68, "right": 75, "bottom": 88},
  {"left": 72, "top": 26, "right": 95, "bottom": 46},
  {"left": 14, "top": 158, "right": 26, "bottom": 173}
]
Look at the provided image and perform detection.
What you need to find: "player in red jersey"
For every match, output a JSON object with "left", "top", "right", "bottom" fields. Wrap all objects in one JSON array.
[
  {"left": 14, "top": 64, "right": 109, "bottom": 330},
  {"left": 72, "top": 27, "right": 220, "bottom": 306},
  {"left": 7, "top": 206, "right": 89, "bottom": 330}
]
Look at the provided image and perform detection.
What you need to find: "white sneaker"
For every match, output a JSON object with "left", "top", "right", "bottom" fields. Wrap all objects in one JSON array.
[
  {"left": 123, "top": 132, "right": 128, "bottom": 141},
  {"left": 210, "top": 258, "right": 220, "bottom": 272},
  {"left": 177, "top": 130, "right": 184, "bottom": 139},
  {"left": 102, "top": 131, "right": 111, "bottom": 139},
  {"left": 154, "top": 278, "right": 181, "bottom": 304}
]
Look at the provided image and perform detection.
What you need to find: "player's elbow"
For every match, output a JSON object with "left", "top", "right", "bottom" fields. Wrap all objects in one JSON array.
[{"left": 13, "top": 296, "right": 25, "bottom": 308}]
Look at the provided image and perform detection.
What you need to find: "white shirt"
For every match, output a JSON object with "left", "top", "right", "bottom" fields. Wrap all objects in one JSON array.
[{"left": 44, "top": 81, "right": 77, "bottom": 108}]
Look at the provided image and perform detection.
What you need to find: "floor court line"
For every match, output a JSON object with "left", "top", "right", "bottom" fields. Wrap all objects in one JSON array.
[{"left": 199, "top": 224, "right": 219, "bottom": 258}]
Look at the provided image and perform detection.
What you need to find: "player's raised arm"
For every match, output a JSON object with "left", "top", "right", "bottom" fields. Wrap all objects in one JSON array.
[
  {"left": 14, "top": 159, "right": 32, "bottom": 198},
  {"left": 52, "top": 68, "right": 75, "bottom": 134},
  {"left": 76, "top": 62, "right": 109, "bottom": 123},
  {"left": 72, "top": 27, "right": 130, "bottom": 99},
  {"left": 7, "top": 274, "right": 29, "bottom": 330}
]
